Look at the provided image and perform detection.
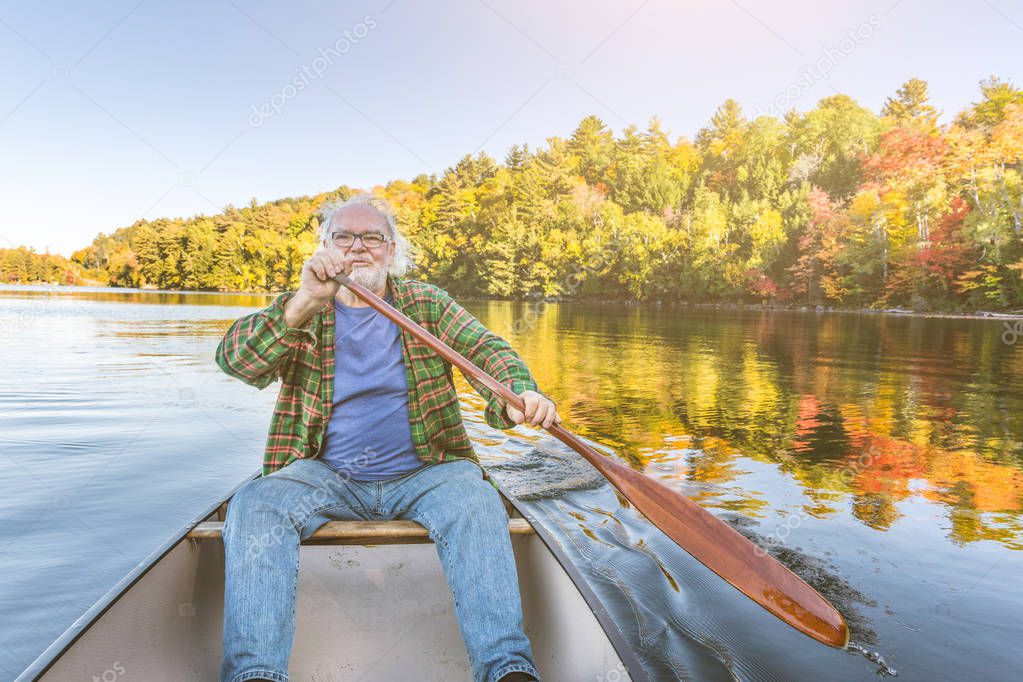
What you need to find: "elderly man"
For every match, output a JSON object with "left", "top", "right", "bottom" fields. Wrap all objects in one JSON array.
[{"left": 214, "top": 193, "right": 558, "bottom": 682}]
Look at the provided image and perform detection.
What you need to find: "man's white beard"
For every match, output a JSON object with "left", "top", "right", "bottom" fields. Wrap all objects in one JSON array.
[{"left": 349, "top": 263, "right": 388, "bottom": 291}]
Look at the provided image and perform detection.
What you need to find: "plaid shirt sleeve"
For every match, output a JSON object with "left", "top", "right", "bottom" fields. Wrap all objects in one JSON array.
[
  {"left": 429, "top": 286, "right": 543, "bottom": 430},
  {"left": 215, "top": 292, "right": 318, "bottom": 390}
]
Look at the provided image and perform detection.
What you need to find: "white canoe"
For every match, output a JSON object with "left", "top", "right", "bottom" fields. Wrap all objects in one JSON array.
[{"left": 21, "top": 474, "right": 645, "bottom": 681}]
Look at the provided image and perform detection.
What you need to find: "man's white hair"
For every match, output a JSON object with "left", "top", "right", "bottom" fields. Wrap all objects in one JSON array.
[{"left": 317, "top": 193, "right": 415, "bottom": 276}]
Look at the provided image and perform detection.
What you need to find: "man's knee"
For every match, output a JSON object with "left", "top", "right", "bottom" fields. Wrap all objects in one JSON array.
[
  {"left": 224, "top": 478, "right": 259, "bottom": 522},
  {"left": 228, "top": 463, "right": 326, "bottom": 517},
  {"left": 226, "top": 476, "right": 279, "bottom": 519},
  {"left": 224, "top": 485, "right": 302, "bottom": 562},
  {"left": 223, "top": 476, "right": 302, "bottom": 544},
  {"left": 432, "top": 473, "right": 507, "bottom": 527}
]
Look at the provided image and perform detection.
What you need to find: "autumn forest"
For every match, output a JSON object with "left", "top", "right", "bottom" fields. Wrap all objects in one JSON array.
[{"left": 4, "top": 77, "right": 1023, "bottom": 312}]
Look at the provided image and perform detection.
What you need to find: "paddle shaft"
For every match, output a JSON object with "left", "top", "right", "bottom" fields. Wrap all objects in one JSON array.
[{"left": 334, "top": 273, "right": 850, "bottom": 648}]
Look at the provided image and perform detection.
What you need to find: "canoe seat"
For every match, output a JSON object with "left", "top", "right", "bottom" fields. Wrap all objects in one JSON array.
[{"left": 186, "top": 519, "right": 535, "bottom": 545}]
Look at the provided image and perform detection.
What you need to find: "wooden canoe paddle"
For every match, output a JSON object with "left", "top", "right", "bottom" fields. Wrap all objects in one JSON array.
[{"left": 336, "top": 273, "right": 850, "bottom": 648}]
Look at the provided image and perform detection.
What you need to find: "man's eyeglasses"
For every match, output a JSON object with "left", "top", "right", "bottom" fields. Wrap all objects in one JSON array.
[{"left": 329, "top": 231, "right": 391, "bottom": 249}]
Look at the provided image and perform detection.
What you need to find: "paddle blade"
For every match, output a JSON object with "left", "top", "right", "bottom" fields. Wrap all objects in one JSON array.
[{"left": 576, "top": 439, "right": 850, "bottom": 648}]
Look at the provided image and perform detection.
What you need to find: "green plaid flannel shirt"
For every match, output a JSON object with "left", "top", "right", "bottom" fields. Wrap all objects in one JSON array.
[{"left": 215, "top": 276, "right": 541, "bottom": 476}]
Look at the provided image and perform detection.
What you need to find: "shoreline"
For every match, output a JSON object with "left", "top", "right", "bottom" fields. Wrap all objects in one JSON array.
[
  {"left": 458, "top": 294, "right": 1023, "bottom": 321},
  {"left": 4, "top": 282, "right": 1023, "bottom": 321}
]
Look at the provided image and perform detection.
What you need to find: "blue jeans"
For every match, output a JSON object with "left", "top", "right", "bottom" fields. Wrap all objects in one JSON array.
[{"left": 219, "top": 457, "right": 540, "bottom": 682}]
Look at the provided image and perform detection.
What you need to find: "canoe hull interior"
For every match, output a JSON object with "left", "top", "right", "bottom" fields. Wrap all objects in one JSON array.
[{"left": 38, "top": 515, "right": 629, "bottom": 681}]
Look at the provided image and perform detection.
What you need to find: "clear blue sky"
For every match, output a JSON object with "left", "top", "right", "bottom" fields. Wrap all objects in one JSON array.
[{"left": 1, "top": 0, "right": 1020, "bottom": 256}]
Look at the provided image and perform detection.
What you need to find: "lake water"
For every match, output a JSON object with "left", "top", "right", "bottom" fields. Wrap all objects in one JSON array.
[{"left": 1, "top": 285, "right": 1021, "bottom": 680}]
